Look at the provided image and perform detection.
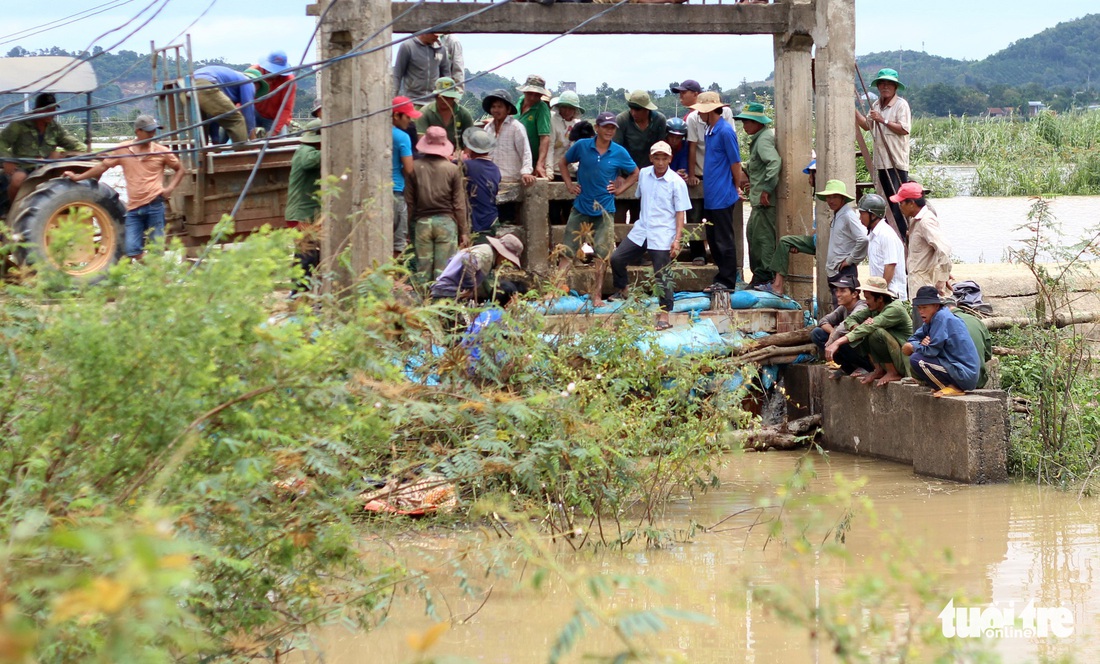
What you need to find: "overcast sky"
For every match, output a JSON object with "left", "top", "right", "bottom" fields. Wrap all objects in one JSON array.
[{"left": 2, "top": 0, "right": 1097, "bottom": 94}]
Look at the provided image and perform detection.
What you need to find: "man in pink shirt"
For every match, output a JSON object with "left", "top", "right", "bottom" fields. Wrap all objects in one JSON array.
[{"left": 65, "top": 115, "right": 185, "bottom": 259}]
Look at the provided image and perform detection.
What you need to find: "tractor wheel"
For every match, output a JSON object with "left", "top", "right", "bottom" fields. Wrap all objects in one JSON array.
[{"left": 12, "top": 178, "right": 126, "bottom": 283}]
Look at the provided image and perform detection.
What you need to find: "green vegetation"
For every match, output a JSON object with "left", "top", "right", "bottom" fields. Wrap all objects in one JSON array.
[
  {"left": 997, "top": 198, "right": 1100, "bottom": 489},
  {"left": 910, "top": 112, "right": 1100, "bottom": 196},
  {"left": 0, "top": 222, "right": 749, "bottom": 661}
]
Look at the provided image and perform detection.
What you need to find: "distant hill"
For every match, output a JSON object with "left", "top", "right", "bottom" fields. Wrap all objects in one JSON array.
[{"left": 858, "top": 13, "right": 1100, "bottom": 91}]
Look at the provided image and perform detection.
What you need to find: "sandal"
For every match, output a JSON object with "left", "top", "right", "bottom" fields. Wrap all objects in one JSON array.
[
  {"left": 932, "top": 386, "right": 966, "bottom": 398},
  {"left": 691, "top": 257, "right": 706, "bottom": 266},
  {"left": 655, "top": 321, "right": 673, "bottom": 331}
]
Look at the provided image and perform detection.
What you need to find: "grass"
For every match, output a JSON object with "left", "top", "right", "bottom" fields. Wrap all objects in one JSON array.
[{"left": 910, "top": 111, "right": 1100, "bottom": 196}]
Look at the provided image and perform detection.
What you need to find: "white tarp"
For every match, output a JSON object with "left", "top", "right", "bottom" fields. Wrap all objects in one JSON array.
[{"left": 0, "top": 57, "right": 98, "bottom": 94}]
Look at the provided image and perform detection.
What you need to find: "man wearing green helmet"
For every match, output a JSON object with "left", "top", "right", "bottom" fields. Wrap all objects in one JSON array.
[
  {"left": 855, "top": 67, "right": 912, "bottom": 239},
  {"left": 548, "top": 91, "right": 584, "bottom": 181}
]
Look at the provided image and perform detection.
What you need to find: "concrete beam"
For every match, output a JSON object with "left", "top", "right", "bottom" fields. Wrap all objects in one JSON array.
[
  {"left": 320, "top": 0, "right": 393, "bottom": 288},
  {"left": 772, "top": 29, "right": 815, "bottom": 309},
  {"left": 812, "top": 0, "right": 856, "bottom": 311},
  {"left": 391, "top": 2, "right": 816, "bottom": 35}
]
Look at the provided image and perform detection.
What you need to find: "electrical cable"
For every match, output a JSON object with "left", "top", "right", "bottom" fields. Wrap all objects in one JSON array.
[{"left": 0, "top": 0, "right": 135, "bottom": 47}]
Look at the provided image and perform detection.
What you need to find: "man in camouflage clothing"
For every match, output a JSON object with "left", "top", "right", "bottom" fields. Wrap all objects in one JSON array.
[{"left": 0, "top": 93, "right": 86, "bottom": 206}]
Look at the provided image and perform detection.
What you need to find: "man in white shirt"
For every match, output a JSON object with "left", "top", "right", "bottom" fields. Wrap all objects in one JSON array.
[
  {"left": 608, "top": 141, "right": 691, "bottom": 330},
  {"left": 858, "top": 193, "right": 908, "bottom": 300}
]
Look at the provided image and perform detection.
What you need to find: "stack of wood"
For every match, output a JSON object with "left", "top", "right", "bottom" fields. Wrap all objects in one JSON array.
[
  {"left": 726, "top": 414, "right": 822, "bottom": 451},
  {"left": 730, "top": 328, "right": 817, "bottom": 366}
]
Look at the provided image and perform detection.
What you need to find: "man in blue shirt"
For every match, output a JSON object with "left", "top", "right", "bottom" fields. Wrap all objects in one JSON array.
[
  {"left": 461, "top": 126, "right": 501, "bottom": 243},
  {"left": 903, "top": 286, "right": 981, "bottom": 397},
  {"left": 559, "top": 111, "right": 639, "bottom": 307},
  {"left": 391, "top": 96, "right": 420, "bottom": 257},
  {"left": 193, "top": 65, "right": 259, "bottom": 146},
  {"left": 690, "top": 92, "right": 746, "bottom": 291},
  {"left": 608, "top": 141, "right": 691, "bottom": 330}
]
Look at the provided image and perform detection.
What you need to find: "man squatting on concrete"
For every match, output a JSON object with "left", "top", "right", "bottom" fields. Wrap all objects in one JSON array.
[
  {"left": 824, "top": 276, "right": 914, "bottom": 387},
  {"left": 903, "top": 286, "right": 982, "bottom": 397},
  {"left": 558, "top": 111, "right": 639, "bottom": 307},
  {"left": 608, "top": 140, "right": 691, "bottom": 330},
  {"left": 65, "top": 114, "right": 184, "bottom": 260},
  {"left": 809, "top": 275, "right": 872, "bottom": 378}
]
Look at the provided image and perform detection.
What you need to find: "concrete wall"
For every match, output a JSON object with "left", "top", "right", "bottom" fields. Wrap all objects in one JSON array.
[{"left": 783, "top": 364, "right": 1009, "bottom": 484}]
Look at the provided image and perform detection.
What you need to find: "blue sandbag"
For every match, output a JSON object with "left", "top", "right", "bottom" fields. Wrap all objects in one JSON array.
[
  {"left": 538, "top": 294, "right": 590, "bottom": 315},
  {"left": 672, "top": 296, "right": 711, "bottom": 313},
  {"left": 727, "top": 289, "right": 801, "bottom": 310},
  {"left": 654, "top": 319, "right": 728, "bottom": 356}
]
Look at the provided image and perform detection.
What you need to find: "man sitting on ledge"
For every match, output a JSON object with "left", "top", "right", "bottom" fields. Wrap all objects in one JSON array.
[
  {"left": 810, "top": 275, "right": 871, "bottom": 379},
  {"left": 824, "top": 276, "right": 913, "bottom": 388},
  {"left": 903, "top": 286, "right": 981, "bottom": 397}
]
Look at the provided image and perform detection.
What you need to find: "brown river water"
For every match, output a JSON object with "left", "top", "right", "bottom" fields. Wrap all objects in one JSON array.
[{"left": 309, "top": 452, "right": 1100, "bottom": 663}]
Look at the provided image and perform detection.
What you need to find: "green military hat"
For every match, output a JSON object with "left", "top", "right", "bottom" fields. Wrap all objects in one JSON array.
[
  {"left": 733, "top": 102, "right": 772, "bottom": 125},
  {"left": 432, "top": 77, "right": 462, "bottom": 99},
  {"left": 300, "top": 119, "right": 322, "bottom": 144},
  {"left": 870, "top": 68, "right": 905, "bottom": 91}
]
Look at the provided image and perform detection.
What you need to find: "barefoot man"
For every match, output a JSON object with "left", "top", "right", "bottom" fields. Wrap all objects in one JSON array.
[{"left": 825, "top": 276, "right": 913, "bottom": 387}]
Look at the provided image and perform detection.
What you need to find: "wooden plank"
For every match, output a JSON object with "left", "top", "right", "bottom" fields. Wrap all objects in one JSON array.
[{"left": 391, "top": 2, "right": 814, "bottom": 36}]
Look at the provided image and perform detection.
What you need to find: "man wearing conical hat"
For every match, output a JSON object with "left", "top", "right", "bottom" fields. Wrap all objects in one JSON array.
[
  {"left": 855, "top": 67, "right": 912, "bottom": 239},
  {"left": 734, "top": 102, "right": 781, "bottom": 289}
]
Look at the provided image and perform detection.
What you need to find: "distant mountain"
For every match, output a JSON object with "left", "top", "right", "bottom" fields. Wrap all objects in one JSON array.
[{"left": 857, "top": 13, "right": 1100, "bottom": 91}]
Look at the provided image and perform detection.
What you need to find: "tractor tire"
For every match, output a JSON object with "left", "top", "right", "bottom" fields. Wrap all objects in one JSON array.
[{"left": 12, "top": 177, "right": 126, "bottom": 283}]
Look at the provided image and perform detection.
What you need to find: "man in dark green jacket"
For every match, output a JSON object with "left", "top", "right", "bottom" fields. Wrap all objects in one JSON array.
[
  {"left": 735, "top": 103, "right": 780, "bottom": 287},
  {"left": 825, "top": 276, "right": 914, "bottom": 387},
  {"left": 0, "top": 93, "right": 86, "bottom": 205},
  {"left": 415, "top": 77, "right": 473, "bottom": 154},
  {"left": 285, "top": 120, "right": 322, "bottom": 290},
  {"left": 945, "top": 296, "right": 993, "bottom": 388}
]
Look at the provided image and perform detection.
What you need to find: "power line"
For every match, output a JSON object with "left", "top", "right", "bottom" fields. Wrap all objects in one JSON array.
[{"left": 0, "top": 0, "right": 135, "bottom": 47}]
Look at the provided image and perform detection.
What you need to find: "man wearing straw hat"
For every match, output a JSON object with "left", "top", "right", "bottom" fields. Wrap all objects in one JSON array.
[
  {"left": 735, "top": 102, "right": 781, "bottom": 289},
  {"left": 855, "top": 67, "right": 912, "bottom": 238},
  {"left": 430, "top": 233, "right": 525, "bottom": 302},
  {"left": 515, "top": 75, "right": 553, "bottom": 179},
  {"left": 825, "top": 275, "right": 913, "bottom": 388},
  {"left": 416, "top": 77, "right": 474, "bottom": 153},
  {"left": 406, "top": 126, "right": 468, "bottom": 282},
  {"left": 689, "top": 91, "right": 746, "bottom": 292}
]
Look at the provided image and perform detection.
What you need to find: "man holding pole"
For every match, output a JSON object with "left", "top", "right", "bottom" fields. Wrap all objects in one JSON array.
[{"left": 855, "top": 68, "right": 911, "bottom": 239}]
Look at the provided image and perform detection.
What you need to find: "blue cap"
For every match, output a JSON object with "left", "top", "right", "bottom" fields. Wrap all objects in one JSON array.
[
  {"left": 259, "top": 50, "right": 289, "bottom": 74},
  {"left": 802, "top": 158, "right": 816, "bottom": 174},
  {"left": 670, "top": 80, "right": 704, "bottom": 94},
  {"left": 595, "top": 111, "right": 618, "bottom": 127}
]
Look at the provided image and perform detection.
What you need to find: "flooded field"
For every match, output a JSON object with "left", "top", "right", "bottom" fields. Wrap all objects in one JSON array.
[{"left": 315, "top": 452, "right": 1100, "bottom": 663}]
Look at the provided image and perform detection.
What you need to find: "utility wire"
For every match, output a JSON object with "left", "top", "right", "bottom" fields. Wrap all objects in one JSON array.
[{"left": 0, "top": 0, "right": 135, "bottom": 47}]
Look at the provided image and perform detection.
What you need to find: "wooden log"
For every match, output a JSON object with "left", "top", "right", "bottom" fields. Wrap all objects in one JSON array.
[
  {"left": 735, "top": 342, "right": 818, "bottom": 366},
  {"left": 992, "top": 346, "right": 1031, "bottom": 357},
  {"left": 740, "top": 327, "right": 812, "bottom": 352},
  {"left": 982, "top": 311, "right": 1100, "bottom": 331}
]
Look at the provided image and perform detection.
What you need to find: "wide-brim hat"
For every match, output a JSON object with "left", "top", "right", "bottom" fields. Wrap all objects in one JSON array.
[
  {"left": 259, "top": 49, "right": 290, "bottom": 74},
  {"left": 870, "top": 67, "right": 905, "bottom": 91},
  {"left": 300, "top": 119, "right": 322, "bottom": 144},
  {"left": 860, "top": 276, "right": 894, "bottom": 298},
  {"left": 625, "top": 89, "right": 657, "bottom": 111},
  {"left": 689, "top": 91, "right": 727, "bottom": 114},
  {"left": 815, "top": 179, "right": 855, "bottom": 201},
  {"left": 462, "top": 126, "right": 496, "bottom": 155},
  {"left": 733, "top": 102, "right": 773, "bottom": 125},
  {"left": 482, "top": 89, "right": 518, "bottom": 116},
  {"left": 486, "top": 233, "right": 524, "bottom": 268},
  {"left": 416, "top": 125, "right": 454, "bottom": 158},
  {"left": 432, "top": 76, "right": 463, "bottom": 99},
  {"left": 912, "top": 286, "right": 943, "bottom": 306},
  {"left": 552, "top": 90, "right": 584, "bottom": 114},
  {"left": 244, "top": 68, "right": 269, "bottom": 98},
  {"left": 518, "top": 74, "right": 550, "bottom": 97}
]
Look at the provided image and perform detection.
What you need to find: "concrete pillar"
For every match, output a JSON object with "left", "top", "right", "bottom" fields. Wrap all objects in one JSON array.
[
  {"left": 519, "top": 182, "right": 549, "bottom": 277},
  {"left": 772, "top": 30, "right": 815, "bottom": 310},
  {"left": 812, "top": 0, "right": 856, "bottom": 313},
  {"left": 319, "top": 0, "right": 393, "bottom": 289}
]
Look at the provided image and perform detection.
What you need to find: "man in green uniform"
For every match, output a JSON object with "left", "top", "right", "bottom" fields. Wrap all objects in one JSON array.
[
  {"left": 284, "top": 120, "right": 322, "bottom": 290},
  {"left": 735, "top": 103, "right": 780, "bottom": 288},
  {"left": 0, "top": 93, "right": 86, "bottom": 206},
  {"left": 825, "top": 276, "right": 914, "bottom": 388},
  {"left": 415, "top": 77, "right": 473, "bottom": 154},
  {"left": 515, "top": 74, "right": 552, "bottom": 178}
]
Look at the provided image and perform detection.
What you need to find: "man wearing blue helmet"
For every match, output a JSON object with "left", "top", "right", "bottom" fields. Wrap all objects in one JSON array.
[
  {"left": 666, "top": 117, "right": 689, "bottom": 174},
  {"left": 251, "top": 50, "right": 297, "bottom": 136}
]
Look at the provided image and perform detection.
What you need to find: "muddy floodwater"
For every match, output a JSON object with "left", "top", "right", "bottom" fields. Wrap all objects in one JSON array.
[{"left": 314, "top": 452, "right": 1100, "bottom": 663}]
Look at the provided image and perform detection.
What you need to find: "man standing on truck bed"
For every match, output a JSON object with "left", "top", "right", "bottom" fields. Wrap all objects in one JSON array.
[
  {"left": 192, "top": 65, "right": 258, "bottom": 146},
  {"left": 249, "top": 50, "right": 296, "bottom": 136},
  {"left": 0, "top": 93, "right": 86, "bottom": 209},
  {"left": 64, "top": 115, "right": 184, "bottom": 260}
]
